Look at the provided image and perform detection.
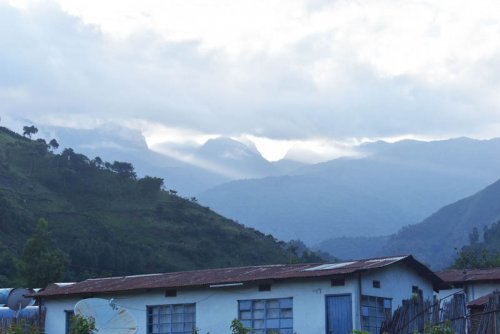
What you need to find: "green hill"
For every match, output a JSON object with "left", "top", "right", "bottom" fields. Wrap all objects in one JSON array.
[
  {"left": 381, "top": 178, "right": 500, "bottom": 269},
  {"left": 0, "top": 126, "right": 304, "bottom": 286}
]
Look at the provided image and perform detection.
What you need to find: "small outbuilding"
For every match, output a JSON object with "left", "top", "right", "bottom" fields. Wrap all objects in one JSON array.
[
  {"left": 436, "top": 268, "right": 500, "bottom": 302},
  {"left": 35, "top": 255, "right": 442, "bottom": 334}
]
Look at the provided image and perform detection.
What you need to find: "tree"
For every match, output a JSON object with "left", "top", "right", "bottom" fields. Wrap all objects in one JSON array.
[
  {"left": 138, "top": 176, "right": 164, "bottom": 196},
  {"left": 69, "top": 314, "right": 96, "bottom": 334},
  {"left": 453, "top": 222, "right": 500, "bottom": 269},
  {"left": 230, "top": 319, "right": 249, "bottom": 334},
  {"left": 20, "top": 218, "right": 69, "bottom": 288},
  {"left": 22, "top": 125, "right": 38, "bottom": 138},
  {"left": 49, "top": 138, "right": 59, "bottom": 151},
  {"left": 91, "top": 156, "right": 103, "bottom": 169},
  {"left": 110, "top": 161, "right": 136, "bottom": 179}
]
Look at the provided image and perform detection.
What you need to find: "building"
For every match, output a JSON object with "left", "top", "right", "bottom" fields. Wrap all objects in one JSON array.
[
  {"left": 35, "top": 255, "right": 442, "bottom": 334},
  {"left": 436, "top": 268, "right": 500, "bottom": 302}
]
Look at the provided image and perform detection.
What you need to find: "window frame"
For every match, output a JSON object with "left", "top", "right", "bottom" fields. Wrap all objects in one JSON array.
[
  {"left": 238, "top": 297, "right": 293, "bottom": 334},
  {"left": 146, "top": 303, "right": 196, "bottom": 334},
  {"left": 360, "top": 295, "right": 392, "bottom": 334},
  {"left": 64, "top": 310, "right": 74, "bottom": 334}
]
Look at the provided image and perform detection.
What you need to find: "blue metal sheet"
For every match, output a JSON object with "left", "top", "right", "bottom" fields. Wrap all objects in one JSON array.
[{"left": 326, "top": 295, "right": 353, "bottom": 334}]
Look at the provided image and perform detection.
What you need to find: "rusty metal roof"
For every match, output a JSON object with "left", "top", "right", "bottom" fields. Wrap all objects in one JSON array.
[
  {"left": 467, "top": 293, "right": 493, "bottom": 308},
  {"left": 34, "top": 255, "right": 442, "bottom": 298},
  {"left": 437, "top": 268, "right": 500, "bottom": 284}
]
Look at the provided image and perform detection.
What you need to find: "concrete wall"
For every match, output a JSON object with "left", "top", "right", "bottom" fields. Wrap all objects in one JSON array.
[
  {"left": 361, "top": 262, "right": 434, "bottom": 308},
  {"left": 436, "top": 282, "right": 500, "bottom": 302},
  {"left": 464, "top": 282, "right": 500, "bottom": 302},
  {"left": 43, "top": 263, "right": 432, "bottom": 334}
]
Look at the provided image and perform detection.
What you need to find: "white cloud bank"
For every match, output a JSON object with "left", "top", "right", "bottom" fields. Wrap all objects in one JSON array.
[{"left": 2, "top": 0, "right": 500, "bottom": 161}]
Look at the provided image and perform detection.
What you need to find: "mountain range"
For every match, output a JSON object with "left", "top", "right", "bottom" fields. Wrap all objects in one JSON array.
[
  {"left": 44, "top": 125, "right": 304, "bottom": 195},
  {"left": 199, "top": 137, "right": 500, "bottom": 244},
  {"left": 29, "top": 123, "right": 500, "bottom": 269}
]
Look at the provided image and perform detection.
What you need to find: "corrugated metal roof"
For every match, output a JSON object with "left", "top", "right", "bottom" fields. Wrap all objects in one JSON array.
[
  {"left": 437, "top": 268, "right": 500, "bottom": 284},
  {"left": 33, "top": 255, "right": 442, "bottom": 298},
  {"left": 467, "top": 293, "right": 493, "bottom": 308}
]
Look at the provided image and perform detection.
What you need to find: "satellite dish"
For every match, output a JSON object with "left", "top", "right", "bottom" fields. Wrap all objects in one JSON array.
[
  {"left": 7, "top": 288, "right": 35, "bottom": 312},
  {"left": 74, "top": 298, "right": 138, "bottom": 334}
]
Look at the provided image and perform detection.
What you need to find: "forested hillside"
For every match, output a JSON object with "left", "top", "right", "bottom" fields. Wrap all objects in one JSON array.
[
  {"left": 453, "top": 222, "right": 500, "bottom": 269},
  {"left": 0, "top": 126, "right": 312, "bottom": 287},
  {"left": 382, "top": 178, "right": 500, "bottom": 269}
]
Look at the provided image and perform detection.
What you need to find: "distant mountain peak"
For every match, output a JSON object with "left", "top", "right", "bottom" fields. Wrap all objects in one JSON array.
[{"left": 198, "top": 137, "right": 264, "bottom": 161}]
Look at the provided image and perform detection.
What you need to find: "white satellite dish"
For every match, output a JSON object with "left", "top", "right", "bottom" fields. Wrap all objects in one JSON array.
[
  {"left": 7, "top": 288, "right": 35, "bottom": 312},
  {"left": 74, "top": 298, "right": 138, "bottom": 334}
]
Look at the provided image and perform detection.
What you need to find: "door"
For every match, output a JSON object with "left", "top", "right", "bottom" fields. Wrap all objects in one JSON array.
[{"left": 326, "top": 295, "right": 353, "bottom": 334}]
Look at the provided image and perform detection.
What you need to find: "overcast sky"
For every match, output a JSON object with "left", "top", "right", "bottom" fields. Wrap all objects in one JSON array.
[{"left": 2, "top": 0, "right": 500, "bottom": 161}]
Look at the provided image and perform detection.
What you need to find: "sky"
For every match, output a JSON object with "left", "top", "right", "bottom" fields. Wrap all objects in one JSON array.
[{"left": 2, "top": 0, "right": 500, "bottom": 162}]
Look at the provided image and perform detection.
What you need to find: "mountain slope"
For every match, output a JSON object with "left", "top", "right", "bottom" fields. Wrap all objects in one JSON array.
[
  {"left": 382, "top": 178, "right": 500, "bottom": 269},
  {"left": 0, "top": 126, "right": 296, "bottom": 284},
  {"left": 46, "top": 125, "right": 230, "bottom": 195},
  {"left": 199, "top": 138, "right": 500, "bottom": 244},
  {"left": 194, "top": 137, "right": 279, "bottom": 179}
]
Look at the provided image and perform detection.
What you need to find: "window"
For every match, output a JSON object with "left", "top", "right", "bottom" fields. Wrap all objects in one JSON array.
[
  {"left": 165, "top": 289, "right": 177, "bottom": 297},
  {"left": 360, "top": 295, "right": 391, "bottom": 334},
  {"left": 238, "top": 298, "right": 293, "bottom": 334},
  {"left": 258, "top": 284, "right": 271, "bottom": 291},
  {"left": 372, "top": 280, "right": 381, "bottom": 288},
  {"left": 147, "top": 304, "right": 196, "bottom": 334},
  {"left": 65, "top": 310, "right": 74, "bottom": 334},
  {"left": 331, "top": 278, "right": 345, "bottom": 286}
]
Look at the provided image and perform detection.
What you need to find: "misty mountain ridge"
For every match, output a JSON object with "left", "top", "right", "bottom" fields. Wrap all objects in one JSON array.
[
  {"left": 17, "top": 122, "right": 500, "bottom": 269},
  {"left": 199, "top": 137, "right": 500, "bottom": 245},
  {"left": 43, "top": 124, "right": 311, "bottom": 194},
  {"left": 194, "top": 137, "right": 281, "bottom": 179},
  {"left": 380, "top": 177, "right": 500, "bottom": 269}
]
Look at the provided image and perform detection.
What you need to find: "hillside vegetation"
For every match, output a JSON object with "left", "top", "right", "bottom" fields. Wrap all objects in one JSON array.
[
  {"left": 453, "top": 222, "right": 500, "bottom": 269},
  {"left": 382, "top": 178, "right": 500, "bottom": 269},
  {"left": 0, "top": 126, "right": 313, "bottom": 286}
]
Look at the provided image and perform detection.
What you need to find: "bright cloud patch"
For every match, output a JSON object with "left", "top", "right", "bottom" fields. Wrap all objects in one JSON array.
[{"left": 2, "top": 0, "right": 500, "bottom": 162}]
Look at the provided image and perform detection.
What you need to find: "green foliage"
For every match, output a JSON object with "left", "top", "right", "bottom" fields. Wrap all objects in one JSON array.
[
  {"left": 22, "top": 125, "right": 38, "bottom": 138},
  {"left": 453, "top": 222, "right": 500, "bottom": 269},
  {"left": 6, "top": 321, "right": 41, "bottom": 334},
  {"left": 230, "top": 319, "right": 249, "bottom": 334},
  {"left": 0, "top": 125, "right": 296, "bottom": 282},
  {"left": 138, "top": 176, "right": 164, "bottom": 197},
  {"left": 48, "top": 138, "right": 59, "bottom": 150},
  {"left": 110, "top": 161, "right": 136, "bottom": 179},
  {"left": 416, "top": 322, "right": 454, "bottom": 334},
  {"left": 285, "top": 240, "right": 327, "bottom": 264},
  {"left": 69, "top": 314, "right": 97, "bottom": 334},
  {"left": 0, "top": 250, "right": 18, "bottom": 286},
  {"left": 352, "top": 330, "right": 370, "bottom": 334},
  {"left": 19, "top": 218, "right": 69, "bottom": 288}
]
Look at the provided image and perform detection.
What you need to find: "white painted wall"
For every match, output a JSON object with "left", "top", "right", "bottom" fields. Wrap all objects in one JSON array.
[
  {"left": 361, "top": 262, "right": 434, "bottom": 308},
  {"left": 43, "top": 264, "right": 433, "bottom": 334},
  {"left": 465, "top": 282, "right": 500, "bottom": 302},
  {"left": 435, "top": 287, "right": 464, "bottom": 303},
  {"left": 436, "top": 282, "right": 500, "bottom": 303}
]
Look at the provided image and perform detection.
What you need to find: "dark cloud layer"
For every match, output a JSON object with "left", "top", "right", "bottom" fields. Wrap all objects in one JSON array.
[{"left": 1, "top": 1, "right": 499, "bottom": 144}]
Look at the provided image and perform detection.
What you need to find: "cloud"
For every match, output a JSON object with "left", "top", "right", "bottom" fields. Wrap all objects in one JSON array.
[{"left": 2, "top": 0, "right": 500, "bottom": 161}]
